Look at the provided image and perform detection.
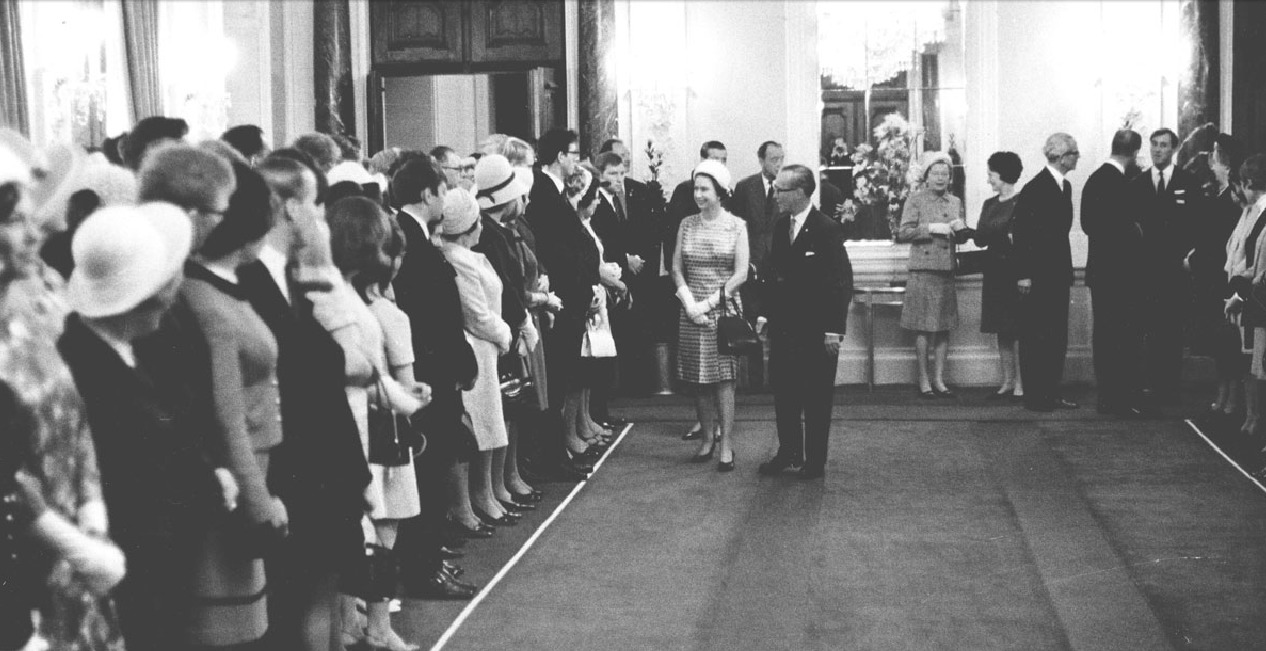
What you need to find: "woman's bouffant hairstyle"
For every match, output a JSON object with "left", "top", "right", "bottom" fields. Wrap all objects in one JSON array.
[
  {"left": 1214, "top": 133, "right": 1242, "bottom": 186},
  {"left": 1239, "top": 153, "right": 1266, "bottom": 192},
  {"left": 291, "top": 133, "right": 341, "bottom": 173},
  {"left": 693, "top": 172, "right": 730, "bottom": 202},
  {"left": 327, "top": 196, "right": 390, "bottom": 296},
  {"left": 200, "top": 162, "right": 277, "bottom": 260},
  {"left": 987, "top": 151, "right": 1023, "bottom": 185},
  {"left": 360, "top": 214, "right": 406, "bottom": 293}
]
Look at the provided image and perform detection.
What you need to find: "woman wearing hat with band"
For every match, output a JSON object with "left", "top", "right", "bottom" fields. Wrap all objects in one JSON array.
[
  {"left": 897, "top": 152, "right": 968, "bottom": 399},
  {"left": 673, "top": 159, "right": 749, "bottom": 471},
  {"left": 439, "top": 189, "right": 517, "bottom": 527}
]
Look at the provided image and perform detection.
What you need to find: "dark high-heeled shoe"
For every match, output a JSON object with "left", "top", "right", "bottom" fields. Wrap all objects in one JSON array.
[
  {"left": 473, "top": 506, "right": 519, "bottom": 526},
  {"left": 510, "top": 489, "right": 543, "bottom": 504},
  {"left": 445, "top": 515, "right": 494, "bottom": 539},
  {"left": 500, "top": 498, "right": 535, "bottom": 512},
  {"left": 717, "top": 452, "right": 735, "bottom": 472}
]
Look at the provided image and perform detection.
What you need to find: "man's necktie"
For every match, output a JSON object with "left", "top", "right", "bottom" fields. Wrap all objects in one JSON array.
[
  {"left": 766, "top": 183, "right": 776, "bottom": 218},
  {"left": 1157, "top": 170, "right": 1166, "bottom": 196},
  {"left": 614, "top": 190, "right": 627, "bottom": 222},
  {"left": 1063, "top": 180, "right": 1072, "bottom": 203}
]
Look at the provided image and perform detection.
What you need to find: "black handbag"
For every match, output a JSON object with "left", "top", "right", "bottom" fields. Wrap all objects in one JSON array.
[
  {"left": 716, "top": 285, "right": 761, "bottom": 355},
  {"left": 367, "top": 371, "right": 418, "bottom": 467},
  {"left": 339, "top": 543, "right": 397, "bottom": 602},
  {"left": 954, "top": 249, "right": 988, "bottom": 276}
]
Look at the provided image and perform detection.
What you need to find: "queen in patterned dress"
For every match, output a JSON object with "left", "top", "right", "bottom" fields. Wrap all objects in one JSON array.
[{"left": 672, "top": 160, "right": 749, "bottom": 470}]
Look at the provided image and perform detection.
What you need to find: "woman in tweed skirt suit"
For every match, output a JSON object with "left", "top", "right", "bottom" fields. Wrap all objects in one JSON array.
[
  {"left": 897, "top": 153, "right": 967, "bottom": 399},
  {"left": 672, "top": 160, "right": 749, "bottom": 470}
]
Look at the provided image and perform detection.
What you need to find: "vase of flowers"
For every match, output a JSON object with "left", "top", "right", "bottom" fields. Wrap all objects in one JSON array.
[{"left": 850, "top": 113, "right": 919, "bottom": 239}]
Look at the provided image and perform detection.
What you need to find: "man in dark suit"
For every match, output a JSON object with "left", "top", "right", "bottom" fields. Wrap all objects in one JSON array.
[
  {"left": 757, "top": 164, "right": 852, "bottom": 479},
  {"left": 597, "top": 139, "right": 670, "bottom": 395},
  {"left": 1081, "top": 129, "right": 1145, "bottom": 416},
  {"left": 523, "top": 129, "right": 597, "bottom": 480},
  {"left": 245, "top": 155, "right": 376, "bottom": 646},
  {"left": 1014, "top": 133, "right": 1080, "bottom": 412},
  {"left": 1132, "top": 128, "right": 1200, "bottom": 405},
  {"left": 730, "top": 141, "right": 785, "bottom": 276},
  {"left": 391, "top": 157, "right": 484, "bottom": 597}
]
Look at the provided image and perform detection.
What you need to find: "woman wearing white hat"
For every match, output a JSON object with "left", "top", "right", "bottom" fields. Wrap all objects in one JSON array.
[
  {"left": 672, "top": 159, "right": 749, "bottom": 471},
  {"left": 439, "top": 188, "right": 518, "bottom": 528}
]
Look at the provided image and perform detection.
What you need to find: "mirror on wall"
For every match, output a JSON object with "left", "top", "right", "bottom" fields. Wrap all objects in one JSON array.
[{"left": 818, "top": 0, "right": 967, "bottom": 241}]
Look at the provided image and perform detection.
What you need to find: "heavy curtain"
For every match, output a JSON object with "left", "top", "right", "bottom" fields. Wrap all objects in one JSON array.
[
  {"left": 121, "top": 0, "right": 162, "bottom": 121},
  {"left": 0, "top": 0, "right": 28, "bottom": 134}
]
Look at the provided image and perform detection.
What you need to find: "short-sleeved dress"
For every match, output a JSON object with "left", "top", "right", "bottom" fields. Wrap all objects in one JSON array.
[
  {"left": 314, "top": 278, "right": 420, "bottom": 521},
  {"left": 676, "top": 212, "right": 744, "bottom": 384},
  {"left": 367, "top": 296, "right": 423, "bottom": 521}
]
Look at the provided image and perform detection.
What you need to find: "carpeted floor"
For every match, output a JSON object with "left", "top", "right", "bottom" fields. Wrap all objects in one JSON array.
[{"left": 400, "top": 388, "right": 1266, "bottom": 651}]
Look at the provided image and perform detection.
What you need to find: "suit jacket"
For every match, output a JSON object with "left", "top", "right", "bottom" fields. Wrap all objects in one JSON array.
[
  {"left": 590, "top": 192, "right": 627, "bottom": 269},
  {"left": 663, "top": 178, "right": 700, "bottom": 270},
  {"left": 766, "top": 208, "right": 852, "bottom": 337},
  {"left": 1189, "top": 188, "right": 1242, "bottom": 297},
  {"left": 58, "top": 315, "right": 222, "bottom": 548},
  {"left": 1013, "top": 167, "right": 1075, "bottom": 287},
  {"left": 897, "top": 188, "right": 964, "bottom": 271},
  {"left": 625, "top": 177, "right": 666, "bottom": 277},
  {"left": 237, "top": 260, "right": 370, "bottom": 542},
  {"left": 730, "top": 173, "right": 781, "bottom": 275},
  {"left": 1081, "top": 162, "right": 1142, "bottom": 288},
  {"left": 392, "top": 213, "right": 478, "bottom": 390},
  {"left": 525, "top": 168, "right": 599, "bottom": 333},
  {"left": 1130, "top": 165, "right": 1200, "bottom": 283}
]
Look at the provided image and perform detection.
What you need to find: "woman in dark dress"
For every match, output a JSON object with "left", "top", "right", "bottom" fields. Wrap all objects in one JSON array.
[
  {"left": 973, "top": 152, "right": 1025, "bottom": 400},
  {"left": 1189, "top": 135, "right": 1244, "bottom": 417}
]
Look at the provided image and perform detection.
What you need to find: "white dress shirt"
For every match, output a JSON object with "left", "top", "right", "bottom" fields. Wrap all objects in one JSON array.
[{"left": 259, "top": 244, "right": 290, "bottom": 304}]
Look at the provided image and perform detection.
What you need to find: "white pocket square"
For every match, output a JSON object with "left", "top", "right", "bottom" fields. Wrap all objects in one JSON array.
[{"left": 804, "top": 251, "right": 816, "bottom": 257}]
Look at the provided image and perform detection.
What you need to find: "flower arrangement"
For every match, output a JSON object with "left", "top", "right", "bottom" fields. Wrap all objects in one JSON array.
[{"left": 850, "top": 113, "right": 920, "bottom": 237}]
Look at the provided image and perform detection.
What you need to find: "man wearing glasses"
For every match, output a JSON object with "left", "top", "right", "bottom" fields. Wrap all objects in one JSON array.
[
  {"left": 1013, "top": 133, "right": 1080, "bottom": 412},
  {"left": 758, "top": 164, "right": 851, "bottom": 480}
]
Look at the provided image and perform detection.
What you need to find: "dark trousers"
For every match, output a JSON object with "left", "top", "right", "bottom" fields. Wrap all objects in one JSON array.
[
  {"left": 1090, "top": 283, "right": 1142, "bottom": 407},
  {"left": 1019, "top": 281, "right": 1071, "bottom": 406},
  {"left": 769, "top": 330, "right": 838, "bottom": 471},
  {"left": 1141, "top": 283, "right": 1186, "bottom": 400},
  {"left": 398, "top": 388, "right": 463, "bottom": 582}
]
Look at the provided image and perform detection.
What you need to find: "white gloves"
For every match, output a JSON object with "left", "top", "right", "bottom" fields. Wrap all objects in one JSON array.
[
  {"left": 949, "top": 218, "right": 967, "bottom": 232},
  {"left": 381, "top": 375, "right": 424, "bottom": 414},
  {"left": 31, "top": 511, "right": 126, "bottom": 596},
  {"left": 927, "top": 222, "right": 953, "bottom": 236},
  {"left": 677, "top": 285, "right": 708, "bottom": 320},
  {"left": 520, "top": 319, "right": 540, "bottom": 353},
  {"left": 537, "top": 275, "right": 551, "bottom": 293}
]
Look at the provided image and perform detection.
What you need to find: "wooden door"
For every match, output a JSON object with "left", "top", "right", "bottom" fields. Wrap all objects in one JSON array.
[
  {"left": 371, "top": 0, "right": 466, "bottom": 66},
  {"left": 469, "top": 0, "right": 563, "bottom": 66}
]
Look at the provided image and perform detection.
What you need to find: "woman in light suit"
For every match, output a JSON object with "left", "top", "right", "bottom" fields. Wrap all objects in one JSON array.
[{"left": 897, "top": 153, "right": 968, "bottom": 398}]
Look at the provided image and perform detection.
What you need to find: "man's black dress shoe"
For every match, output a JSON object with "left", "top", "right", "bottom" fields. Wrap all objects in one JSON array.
[
  {"left": 438, "top": 546, "right": 464, "bottom": 560},
  {"left": 411, "top": 570, "right": 477, "bottom": 600},
  {"left": 797, "top": 466, "right": 825, "bottom": 480},
  {"left": 1054, "top": 398, "right": 1079, "bottom": 410},
  {"left": 758, "top": 457, "right": 802, "bottom": 476}
]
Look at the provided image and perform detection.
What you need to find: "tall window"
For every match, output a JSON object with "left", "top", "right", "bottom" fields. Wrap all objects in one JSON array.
[{"left": 818, "top": 0, "right": 966, "bottom": 241}]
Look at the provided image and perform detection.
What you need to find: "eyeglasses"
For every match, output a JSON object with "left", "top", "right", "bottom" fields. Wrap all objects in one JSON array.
[
  {"left": 566, "top": 149, "right": 581, "bottom": 156},
  {"left": 1064, "top": 150, "right": 1081, "bottom": 157}
]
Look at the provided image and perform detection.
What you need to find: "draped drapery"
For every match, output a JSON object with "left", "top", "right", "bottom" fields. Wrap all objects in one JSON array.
[
  {"left": 0, "top": 0, "right": 29, "bottom": 135},
  {"left": 121, "top": 0, "right": 162, "bottom": 121}
]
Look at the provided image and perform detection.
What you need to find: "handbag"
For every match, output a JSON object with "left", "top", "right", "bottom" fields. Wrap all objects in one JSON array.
[
  {"left": 582, "top": 286, "right": 618, "bottom": 358},
  {"left": 367, "top": 370, "right": 415, "bottom": 467},
  {"left": 716, "top": 285, "right": 761, "bottom": 355},
  {"left": 339, "top": 543, "right": 397, "bottom": 602},
  {"left": 954, "top": 248, "right": 988, "bottom": 276}
]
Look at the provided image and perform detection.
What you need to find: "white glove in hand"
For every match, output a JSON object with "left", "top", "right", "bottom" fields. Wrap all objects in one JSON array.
[
  {"left": 537, "top": 275, "right": 551, "bottom": 293},
  {"left": 949, "top": 219, "right": 967, "bottom": 232},
  {"left": 675, "top": 285, "right": 696, "bottom": 308},
  {"left": 521, "top": 320, "right": 540, "bottom": 352},
  {"left": 685, "top": 299, "right": 709, "bottom": 320},
  {"left": 927, "top": 222, "right": 953, "bottom": 236},
  {"left": 31, "top": 511, "right": 126, "bottom": 596},
  {"left": 545, "top": 292, "right": 563, "bottom": 312}
]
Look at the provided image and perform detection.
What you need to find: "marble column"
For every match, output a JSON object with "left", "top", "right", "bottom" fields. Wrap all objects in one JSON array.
[
  {"left": 578, "top": 0, "right": 618, "bottom": 157},
  {"left": 314, "top": 0, "right": 355, "bottom": 136},
  {"left": 0, "top": 0, "right": 28, "bottom": 136},
  {"left": 1178, "top": 0, "right": 1219, "bottom": 137}
]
